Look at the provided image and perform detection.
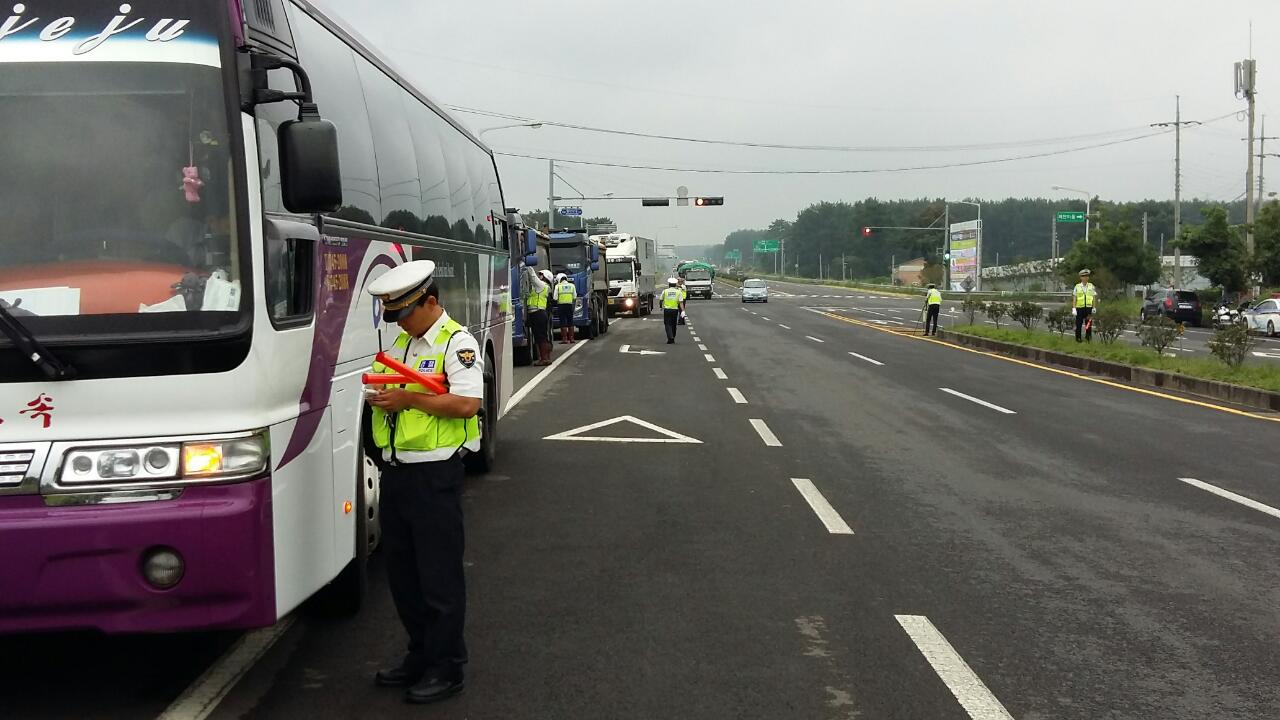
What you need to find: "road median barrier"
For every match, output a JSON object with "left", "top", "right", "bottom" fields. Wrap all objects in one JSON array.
[{"left": 938, "top": 328, "right": 1280, "bottom": 412}]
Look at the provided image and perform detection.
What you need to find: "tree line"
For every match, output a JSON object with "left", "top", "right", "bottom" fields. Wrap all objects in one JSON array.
[{"left": 710, "top": 197, "right": 1263, "bottom": 290}]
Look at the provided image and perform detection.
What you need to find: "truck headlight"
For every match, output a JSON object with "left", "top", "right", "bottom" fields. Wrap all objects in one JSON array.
[{"left": 59, "top": 432, "right": 268, "bottom": 486}]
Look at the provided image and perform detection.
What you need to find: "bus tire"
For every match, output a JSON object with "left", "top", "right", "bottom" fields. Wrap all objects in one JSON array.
[{"left": 465, "top": 352, "right": 498, "bottom": 475}]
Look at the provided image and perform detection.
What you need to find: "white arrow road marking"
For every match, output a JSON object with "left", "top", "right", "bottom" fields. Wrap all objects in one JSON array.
[
  {"left": 544, "top": 415, "right": 701, "bottom": 443},
  {"left": 1252, "top": 351, "right": 1280, "bottom": 359},
  {"left": 619, "top": 344, "right": 665, "bottom": 356},
  {"left": 895, "top": 615, "right": 1014, "bottom": 720}
]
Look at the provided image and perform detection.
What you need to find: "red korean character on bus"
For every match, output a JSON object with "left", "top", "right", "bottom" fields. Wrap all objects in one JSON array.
[{"left": 20, "top": 394, "right": 54, "bottom": 429}]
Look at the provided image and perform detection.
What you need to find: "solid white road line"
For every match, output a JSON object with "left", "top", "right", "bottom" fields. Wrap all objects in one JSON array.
[
  {"left": 939, "top": 388, "right": 1016, "bottom": 414},
  {"left": 713, "top": 367, "right": 728, "bottom": 380},
  {"left": 157, "top": 617, "right": 297, "bottom": 720},
  {"left": 1178, "top": 477, "right": 1280, "bottom": 521},
  {"left": 750, "top": 419, "right": 782, "bottom": 447},
  {"left": 895, "top": 615, "right": 1014, "bottom": 720},
  {"left": 806, "top": 335, "right": 825, "bottom": 343},
  {"left": 698, "top": 343, "right": 708, "bottom": 351},
  {"left": 704, "top": 353, "right": 716, "bottom": 362},
  {"left": 790, "top": 478, "right": 854, "bottom": 534},
  {"left": 848, "top": 351, "right": 884, "bottom": 366},
  {"left": 503, "top": 339, "right": 589, "bottom": 416},
  {"left": 727, "top": 387, "right": 748, "bottom": 404},
  {"left": 779, "top": 324, "right": 791, "bottom": 330}
]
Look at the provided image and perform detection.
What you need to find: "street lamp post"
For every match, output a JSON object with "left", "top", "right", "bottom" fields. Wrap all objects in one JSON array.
[{"left": 1052, "top": 185, "right": 1092, "bottom": 243}]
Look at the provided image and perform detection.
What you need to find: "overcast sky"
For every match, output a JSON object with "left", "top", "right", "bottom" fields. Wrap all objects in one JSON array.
[{"left": 326, "top": 0, "right": 1280, "bottom": 249}]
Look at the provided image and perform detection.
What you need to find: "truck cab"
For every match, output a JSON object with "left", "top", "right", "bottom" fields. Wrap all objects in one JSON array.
[
  {"left": 677, "top": 261, "right": 716, "bottom": 300},
  {"left": 593, "top": 233, "right": 656, "bottom": 316},
  {"left": 549, "top": 231, "right": 609, "bottom": 339}
]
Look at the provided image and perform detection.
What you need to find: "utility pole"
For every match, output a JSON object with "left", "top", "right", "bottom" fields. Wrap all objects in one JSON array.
[
  {"left": 1254, "top": 115, "right": 1279, "bottom": 208},
  {"left": 1051, "top": 214, "right": 1058, "bottom": 289},
  {"left": 1151, "top": 96, "right": 1201, "bottom": 289},
  {"left": 780, "top": 239, "right": 786, "bottom": 279},
  {"left": 943, "top": 204, "right": 950, "bottom": 290},
  {"left": 1237, "top": 59, "right": 1258, "bottom": 254},
  {"left": 547, "top": 159, "right": 556, "bottom": 231}
]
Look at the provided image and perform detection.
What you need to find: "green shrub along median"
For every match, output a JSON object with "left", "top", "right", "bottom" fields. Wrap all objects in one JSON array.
[{"left": 948, "top": 324, "right": 1280, "bottom": 393}]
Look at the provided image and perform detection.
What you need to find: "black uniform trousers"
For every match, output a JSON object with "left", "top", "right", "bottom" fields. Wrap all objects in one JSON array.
[
  {"left": 528, "top": 308, "right": 550, "bottom": 343},
  {"left": 1074, "top": 306, "right": 1094, "bottom": 341},
  {"left": 924, "top": 304, "right": 941, "bottom": 335},
  {"left": 380, "top": 457, "right": 467, "bottom": 679},
  {"left": 663, "top": 308, "right": 679, "bottom": 341}
]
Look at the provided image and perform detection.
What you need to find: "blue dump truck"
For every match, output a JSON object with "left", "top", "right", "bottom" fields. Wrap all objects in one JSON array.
[
  {"left": 549, "top": 231, "right": 610, "bottom": 339},
  {"left": 508, "top": 217, "right": 551, "bottom": 366}
]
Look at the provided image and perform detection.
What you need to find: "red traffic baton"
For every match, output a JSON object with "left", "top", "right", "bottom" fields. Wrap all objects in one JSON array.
[{"left": 368, "top": 351, "right": 449, "bottom": 395}]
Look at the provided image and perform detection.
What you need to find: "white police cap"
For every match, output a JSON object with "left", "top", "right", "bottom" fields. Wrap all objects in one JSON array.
[
  {"left": 668, "top": 277, "right": 679, "bottom": 285},
  {"left": 367, "top": 260, "right": 436, "bottom": 322}
]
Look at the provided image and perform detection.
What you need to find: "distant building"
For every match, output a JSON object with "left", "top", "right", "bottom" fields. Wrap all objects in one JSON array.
[{"left": 893, "top": 257, "right": 927, "bottom": 286}]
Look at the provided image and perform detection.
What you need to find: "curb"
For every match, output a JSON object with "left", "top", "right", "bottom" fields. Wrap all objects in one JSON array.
[{"left": 938, "top": 329, "right": 1280, "bottom": 412}]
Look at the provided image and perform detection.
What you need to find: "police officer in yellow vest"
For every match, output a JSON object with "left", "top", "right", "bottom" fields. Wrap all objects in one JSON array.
[
  {"left": 554, "top": 272, "right": 578, "bottom": 345},
  {"left": 526, "top": 268, "right": 553, "bottom": 365},
  {"left": 660, "top": 276, "right": 686, "bottom": 344},
  {"left": 1073, "top": 268, "right": 1099, "bottom": 342},
  {"left": 365, "top": 260, "right": 480, "bottom": 704},
  {"left": 923, "top": 283, "right": 943, "bottom": 336}
]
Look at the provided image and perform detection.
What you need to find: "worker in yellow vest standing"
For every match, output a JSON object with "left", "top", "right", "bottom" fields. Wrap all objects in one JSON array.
[
  {"left": 660, "top": 276, "right": 687, "bottom": 344},
  {"left": 554, "top": 272, "right": 578, "bottom": 345},
  {"left": 365, "top": 260, "right": 481, "bottom": 704},
  {"left": 923, "top": 283, "right": 943, "bottom": 336},
  {"left": 526, "top": 268, "right": 553, "bottom": 365},
  {"left": 1073, "top": 268, "right": 1098, "bottom": 342}
]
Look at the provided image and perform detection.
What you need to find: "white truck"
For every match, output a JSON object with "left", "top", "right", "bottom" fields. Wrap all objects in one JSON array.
[{"left": 593, "top": 233, "right": 656, "bottom": 316}]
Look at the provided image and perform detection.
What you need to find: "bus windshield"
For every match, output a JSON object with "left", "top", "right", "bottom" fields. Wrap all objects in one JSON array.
[{"left": 0, "top": 1, "right": 241, "bottom": 330}]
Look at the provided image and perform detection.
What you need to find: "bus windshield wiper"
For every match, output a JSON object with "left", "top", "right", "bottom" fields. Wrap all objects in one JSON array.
[{"left": 0, "top": 300, "right": 75, "bottom": 380}]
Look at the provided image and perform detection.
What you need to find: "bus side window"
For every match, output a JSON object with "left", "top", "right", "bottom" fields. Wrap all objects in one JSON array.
[{"left": 266, "top": 236, "right": 314, "bottom": 326}]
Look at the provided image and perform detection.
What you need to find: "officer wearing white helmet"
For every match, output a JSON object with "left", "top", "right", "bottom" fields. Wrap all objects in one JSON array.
[
  {"left": 365, "top": 260, "right": 479, "bottom": 703},
  {"left": 553, "top": 272, "right": 578, "bottom": 345},
  {"left": 659, "top": 276, "right": 687, "bottom": 344},
  {"left": 525, "top": 268, "right": 553, "bottom": 365}
]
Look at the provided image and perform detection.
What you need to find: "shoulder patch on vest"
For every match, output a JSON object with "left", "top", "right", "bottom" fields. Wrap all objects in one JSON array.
[{"left": 456, "top": 348, "right": 477, "bottom": 369}]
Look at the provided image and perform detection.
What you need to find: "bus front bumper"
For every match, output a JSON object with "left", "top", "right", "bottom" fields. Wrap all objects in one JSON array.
[{"left": 0, "top": 476, "right": 275, "bottom": 634}]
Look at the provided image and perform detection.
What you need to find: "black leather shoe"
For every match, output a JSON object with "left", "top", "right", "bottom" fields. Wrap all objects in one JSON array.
[
  {"left": 375, "top": 664, "right": 424, "bottom": 688},
  {"left": 404, "top": 675, "right": 465, "bottom": 704}
]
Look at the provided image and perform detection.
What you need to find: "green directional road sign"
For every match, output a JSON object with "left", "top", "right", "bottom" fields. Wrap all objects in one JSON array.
[
  {"left": 725, "top": 249, "right": 741, "bottom": 261},
  {"left": 1055, "top": 211, "right": 1086, "bottom": 223},
  {"left": 753, "top": 239, "right": 780, "bottom": 253}
]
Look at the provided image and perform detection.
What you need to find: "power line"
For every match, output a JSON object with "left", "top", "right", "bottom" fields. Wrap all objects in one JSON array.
[
  {"left": 455, "top": 104, "right": 1172, "bottom": 153},
  {"left": 495, "top": 129, "right": 1177, "bottom": 175}
]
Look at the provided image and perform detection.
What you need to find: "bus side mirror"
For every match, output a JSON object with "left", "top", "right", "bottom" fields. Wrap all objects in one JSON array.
[
  {"left": 524, "top": 230, "right": 537, "bottom": 256},
  {"left": 280, "top": 107, "right": 342, "bottom": 214},
  {"left": 525, "top": 255, "right": 539, "bottom": 267}
]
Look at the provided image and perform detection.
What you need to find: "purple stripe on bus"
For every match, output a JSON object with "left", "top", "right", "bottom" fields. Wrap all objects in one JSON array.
[
  {"left": 277, "top": 239, "right": 396, "bottom": 470},
  {"left": 0, "top": 478, "right": 275, "bottom": 634}
]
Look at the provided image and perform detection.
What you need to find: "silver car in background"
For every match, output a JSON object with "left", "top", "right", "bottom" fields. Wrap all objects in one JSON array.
[{"left": 741, "top": 278, "right": 769, "bottom": 303}]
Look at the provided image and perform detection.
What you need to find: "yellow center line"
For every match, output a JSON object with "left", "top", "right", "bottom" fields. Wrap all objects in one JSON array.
[{"left": 814, "top": 310, "right": 1280, "bottom": 425}]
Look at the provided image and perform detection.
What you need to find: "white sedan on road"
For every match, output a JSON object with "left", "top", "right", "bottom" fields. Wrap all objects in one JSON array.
[
  {"left": 1243, "top": 298, "right": 1280, "bottom": 336},
  {"left": 740, "top": 278, "right": 769, "bottom": 303}
]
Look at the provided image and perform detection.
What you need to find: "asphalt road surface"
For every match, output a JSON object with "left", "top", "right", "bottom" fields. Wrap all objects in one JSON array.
[
  {"left": 744, "top": 278, "right": 1280, "bottom": 364},
  {"left": 7, "top": 284, "right": 1280, "bottom": 719}
]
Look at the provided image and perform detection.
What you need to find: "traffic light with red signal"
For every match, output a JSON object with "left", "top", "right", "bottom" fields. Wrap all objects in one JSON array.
[{"left": 693, "top": 197, "right": 724, "bottom": 207}]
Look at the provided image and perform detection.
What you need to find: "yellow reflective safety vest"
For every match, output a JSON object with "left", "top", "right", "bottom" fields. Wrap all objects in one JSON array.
[
  {"left": 370, "top": 320, "right": 480, "bottom": 455},
  {"left": 661, "top": 286, "right": 683, "bottom": 309},
  {"left": 555, "top": 280, "right": 576, "bottom": 305},
  {"left": 1073, "top": 282, "right": 1097, "bottom": 308},
  {"left": 527, "top": 283, "right": 549, "bottom": 311},
  {"left": 926, "top": 288, "right": 943, "bottom": 305}
]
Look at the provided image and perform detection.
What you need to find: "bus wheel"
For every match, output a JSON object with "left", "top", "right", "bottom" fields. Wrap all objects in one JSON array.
[{"left": 465, "top": 353, "right": 498, "bottom": 475}]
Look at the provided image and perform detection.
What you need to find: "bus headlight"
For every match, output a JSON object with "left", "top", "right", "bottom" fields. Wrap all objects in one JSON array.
[{"left": 58, "top": 433, "right": 268, "bottom": 486}]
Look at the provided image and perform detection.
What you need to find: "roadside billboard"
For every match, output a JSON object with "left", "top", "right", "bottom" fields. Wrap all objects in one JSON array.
[{"left": 949, "top": 220, "right": 982, "bottom": 292}]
